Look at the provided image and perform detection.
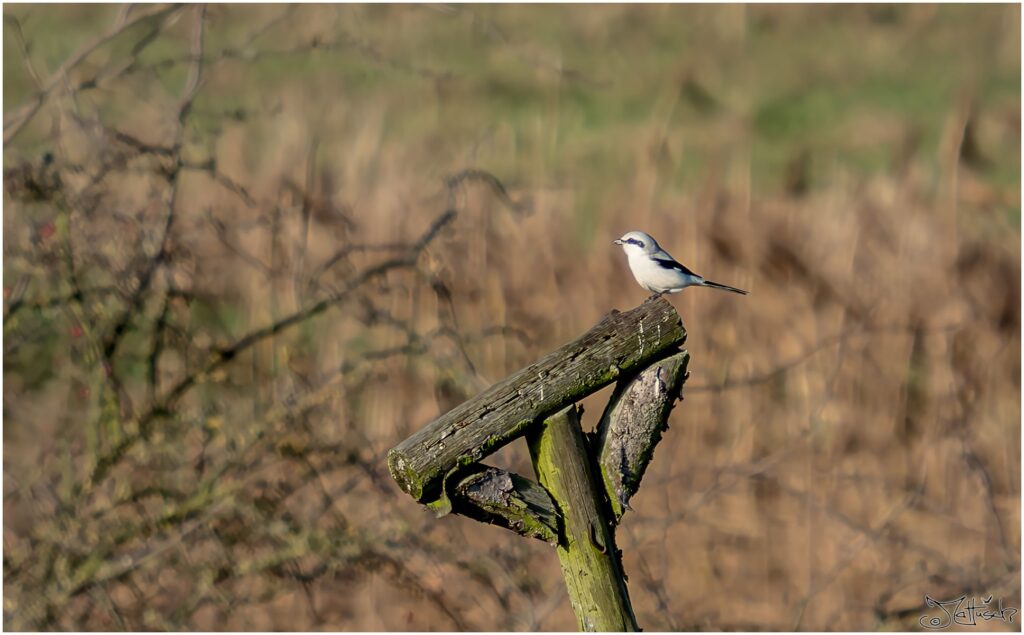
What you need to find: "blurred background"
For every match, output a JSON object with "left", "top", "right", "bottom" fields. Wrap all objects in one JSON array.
[{"left": 3, "top": 4, "right": 1020, "bottom": 631}]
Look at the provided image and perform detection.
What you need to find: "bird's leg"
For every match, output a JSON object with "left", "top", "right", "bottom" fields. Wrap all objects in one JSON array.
[{"left": 645, "top": 291, "right": 664, "bottom": 302}]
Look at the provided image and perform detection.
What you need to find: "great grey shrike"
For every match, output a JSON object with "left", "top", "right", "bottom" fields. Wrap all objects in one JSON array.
[{"left": 614, "top": 230, "right": 748, "bottom": 297}]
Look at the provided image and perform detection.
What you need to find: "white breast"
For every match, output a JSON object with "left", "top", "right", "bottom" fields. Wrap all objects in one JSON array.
[{"left": 626, "top": 252, "right": 702, "bottom": 293}]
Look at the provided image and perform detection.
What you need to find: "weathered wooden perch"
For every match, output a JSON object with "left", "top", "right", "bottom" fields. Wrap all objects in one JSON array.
[
  {"left": 387, "top": 298, "right": 685, "bottom": 505},
  {"left": 442, "top": 352, "right": 691, "bottom": 543},
  {"left": 386, "top": 296, "right": 690, "bottom": 632},
  {"left": 596, "top": 351, "right": 690, "bottom": 520}
]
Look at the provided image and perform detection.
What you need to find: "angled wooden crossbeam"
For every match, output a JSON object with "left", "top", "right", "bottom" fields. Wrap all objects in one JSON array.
[{"left": 386, "top": 297, "right": 689, "bottom": 631}]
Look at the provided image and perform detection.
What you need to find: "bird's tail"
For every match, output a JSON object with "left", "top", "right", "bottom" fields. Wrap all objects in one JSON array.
[{"left": 702, "top": 279, "right": 748, "bottom": 295}]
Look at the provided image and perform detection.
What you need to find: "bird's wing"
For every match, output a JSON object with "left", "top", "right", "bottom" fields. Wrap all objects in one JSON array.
[{"left": 652, "top": 251, "right": 700, "bottom": 278}]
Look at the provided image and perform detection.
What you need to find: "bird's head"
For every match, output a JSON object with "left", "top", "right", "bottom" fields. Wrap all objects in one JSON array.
[{"left": 613, "top": 230, "right": 658, "bottom": 255}]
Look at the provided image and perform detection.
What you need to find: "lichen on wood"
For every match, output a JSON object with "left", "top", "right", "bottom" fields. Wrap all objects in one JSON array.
[
  {"left": 595, "top": 350, "right": 690, "bottom": 521},
  {"left": 449, "top": 465, "right": 559, "bottom": 545}
]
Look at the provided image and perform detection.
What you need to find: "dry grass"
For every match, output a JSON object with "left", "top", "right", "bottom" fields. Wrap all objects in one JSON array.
[{"left": 3, "top": 4, "right": 1020, "bottom": 631}]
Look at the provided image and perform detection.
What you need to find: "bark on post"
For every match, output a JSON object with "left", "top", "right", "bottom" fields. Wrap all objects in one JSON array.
[
  {"left": 595, "top": 351, "right": 690, "bottom": 520},
  {"left": 528, "top": 406, "right": 638, "bottom": 632},
  {"left": 387, "top": 297, "right": 685, "bottom": 505},
  {"left": 449, "top": 465, "right": 559, "bottom": 544}
]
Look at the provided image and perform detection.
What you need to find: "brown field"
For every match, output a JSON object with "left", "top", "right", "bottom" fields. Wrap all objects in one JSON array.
[{"left": 3, "top": 4, "right": 1020, "bottom": 631}]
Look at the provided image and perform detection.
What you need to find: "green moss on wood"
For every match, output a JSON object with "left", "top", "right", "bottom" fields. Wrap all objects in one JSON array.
[{"left": 528, "top": 406, "right": 638, "bottom": 631}]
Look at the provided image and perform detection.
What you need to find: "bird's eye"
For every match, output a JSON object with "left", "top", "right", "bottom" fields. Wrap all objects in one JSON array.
[{"left": 634, "top": 240, "right": 644, "bottom": 248}]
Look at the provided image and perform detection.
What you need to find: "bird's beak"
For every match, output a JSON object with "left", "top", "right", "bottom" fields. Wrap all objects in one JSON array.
[{"left": 613, "top": 239, "right": 623, "bottom": 245}]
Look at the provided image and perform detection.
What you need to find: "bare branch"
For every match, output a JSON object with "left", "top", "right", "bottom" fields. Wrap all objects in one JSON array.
[{"left": 4, "top": 4, "right": 182, "bottom": 143}]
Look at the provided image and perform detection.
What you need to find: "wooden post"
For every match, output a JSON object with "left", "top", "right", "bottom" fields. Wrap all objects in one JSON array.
[
  {"left": 528, "top": 406, "right": 638, "bottom": 632},
  {"left": 386, "top": 297, "right": 691, "bottom": 631}
]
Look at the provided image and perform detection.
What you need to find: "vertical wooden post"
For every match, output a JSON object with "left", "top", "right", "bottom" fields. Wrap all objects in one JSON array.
[
  {"left": 528, "top": 406, "right": 639, "bottom": 632},
  {"left": 387, "top": 299, "right": 690, "bottom": 631}
]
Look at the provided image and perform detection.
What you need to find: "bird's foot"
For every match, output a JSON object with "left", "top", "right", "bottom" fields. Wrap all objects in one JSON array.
[{"left": 645, "top": 292, "right": 664, "bottom": 302}]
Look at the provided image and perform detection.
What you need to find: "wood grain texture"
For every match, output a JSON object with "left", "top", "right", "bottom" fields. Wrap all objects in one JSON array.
[
  {"left": 387, "top": 297, "right": 685, "bottom": 504},
  {"left": 528, "top": 406, "right": 638, "bottom": 632},
  {"left": 449, "top": 465, "right": 559, "bottom": 545},
  {"left": 595, "top": 351, "right": 690, "bottom": 521}
]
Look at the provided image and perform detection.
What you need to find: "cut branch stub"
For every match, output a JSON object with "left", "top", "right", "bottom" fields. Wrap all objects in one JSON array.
[
  {"left": 387, "top": 297, "right": 685, "bottom": 505},
  {"left": 449, "top": 465, "right": 559, "bottom": 545},
  {"left": 595, "top": 350, "right": 690, "bottom": 521}
]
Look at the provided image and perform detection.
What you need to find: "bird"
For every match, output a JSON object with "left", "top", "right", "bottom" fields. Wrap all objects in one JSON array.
[{"left": 614, "top": 230, "right": 748, "bottom": 297}]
